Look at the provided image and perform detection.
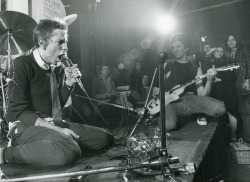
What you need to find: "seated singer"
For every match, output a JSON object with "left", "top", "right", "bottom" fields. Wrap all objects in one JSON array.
[
  {"left": 153, "top": 33, "right": 226, "bottom": 131},
  {"left": 0, "top": 18, "right": 113, "bottom": 166}
]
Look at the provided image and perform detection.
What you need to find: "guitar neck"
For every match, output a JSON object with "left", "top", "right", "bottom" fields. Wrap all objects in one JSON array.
[
  {"left": 169, "top": 73, "right": 208, "bottom": 94},
  {"left": 168, "top": 64, "right": 239, "bottom": 94}
]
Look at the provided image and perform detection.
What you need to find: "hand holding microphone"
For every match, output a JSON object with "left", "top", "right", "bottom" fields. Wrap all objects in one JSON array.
[{"left": 61, "top": 55, "right": 85, "bottom": 90}]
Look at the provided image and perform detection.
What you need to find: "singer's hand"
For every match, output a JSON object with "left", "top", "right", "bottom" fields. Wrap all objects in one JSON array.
[{"left": 65, "top": 64, "right": 82, "bottom": 86}]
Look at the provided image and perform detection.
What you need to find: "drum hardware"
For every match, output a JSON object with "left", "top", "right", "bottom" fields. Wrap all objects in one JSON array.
[
  {"left": 0, "top": 11, "right": 37, "bottom": 129},
  {"left": 0, "top": 11, "right": 37, "bottom": 73},
  {"left": 0, "top": 11, "right": 37, "bottom": 55},
  {"left": 0, "top": 72, "right": 7, "bottom": 117}
]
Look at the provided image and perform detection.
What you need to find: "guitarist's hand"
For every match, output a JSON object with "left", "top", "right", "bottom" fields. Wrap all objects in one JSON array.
[
  {"left": 207, "top": 65, "right": 217, "bottom": 81},
  {"left": 214, "top": 77, "right": 222, "bottom": 83},
  {"left": 243, "top": 79, "right": 250, "bottom": 91},
  {"left": 172, "top": 84, "right": 183, "bottom": 95}
]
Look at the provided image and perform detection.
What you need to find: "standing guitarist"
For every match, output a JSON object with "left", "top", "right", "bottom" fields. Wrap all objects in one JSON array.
[{"left": 153, "top": 33, "right": 226, "bottom": 131}]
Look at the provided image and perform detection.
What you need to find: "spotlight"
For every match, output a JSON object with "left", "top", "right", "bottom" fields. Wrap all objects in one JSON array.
[{"left": 154, "top": 14, "right": 176, "bottom": 35}]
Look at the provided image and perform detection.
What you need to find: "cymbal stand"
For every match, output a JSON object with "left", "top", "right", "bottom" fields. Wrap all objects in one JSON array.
[
  {"left": 0, "top": 30, "right": 11, "bottom": 119},
  {"left": 6, "top": 29, "right": 12, "bottom": 75},
  {"left": 0, "top": 72, "right": 7, "bottom": 117}
]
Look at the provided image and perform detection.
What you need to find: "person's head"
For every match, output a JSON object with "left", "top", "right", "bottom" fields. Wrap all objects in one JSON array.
[
  {"left": 135, "top": 62, "right": 142, "bottom": 71},
  {"left": 33, "top": 18, "right": 68, "bottom": 65},
  {"left": 213, "top": 46, "right": 224, "bottom": 59},
  {"left": 101, "top": 65, "right": 110, "bottom": 77},
  {"left": 141, "top": 75, "right": 149, "bottom": 86},
  {"left": 203, "top": 43, "right": 211, "bottom": 54},
  {"left": 225, "top": 34, "right": 242, "bottom": 50},
  {"left": 170, "top": 33, "right": 190, "bottom": 60}
]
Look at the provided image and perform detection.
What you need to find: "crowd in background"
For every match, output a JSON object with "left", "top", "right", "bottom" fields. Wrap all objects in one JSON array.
[{"left": 90, "top": 33, "right": 250, "bottom": 143}]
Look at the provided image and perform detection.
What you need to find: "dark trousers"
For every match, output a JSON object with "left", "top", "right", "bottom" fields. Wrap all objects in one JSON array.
[{"left": 4, "top": 122, "right": 113, "bottom": 166}]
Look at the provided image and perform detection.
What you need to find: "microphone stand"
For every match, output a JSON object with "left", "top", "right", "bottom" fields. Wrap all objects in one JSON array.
[
  {"left": 151, "top": 52, "right": 182, "bottom": 181},
  {"left": 74, "top": 94, "right": 135, "bottom": 112},
  {"left": 128, "top": 68, "right": 158, "bottom": 138},
  {"left": 158, "top": 52, "right": 169, "bottom": 157}
]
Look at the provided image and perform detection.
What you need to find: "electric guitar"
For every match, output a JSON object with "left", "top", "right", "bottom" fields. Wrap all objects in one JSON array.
[{"left": 147, "top": 64, "right": 240, "bottom": 115}]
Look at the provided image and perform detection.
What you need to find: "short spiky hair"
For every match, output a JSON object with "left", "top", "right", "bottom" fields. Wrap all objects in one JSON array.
[
  {"left": 170, "top": 33, "right": 190, "bottom": 48},
  {"left": 33, "top": 18, "right": 67, "bottom": 47}
]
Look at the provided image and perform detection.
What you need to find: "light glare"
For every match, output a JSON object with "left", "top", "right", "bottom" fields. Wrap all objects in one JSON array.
[{"left": 155, "top": 14, "right": 176, "bottom": 35}]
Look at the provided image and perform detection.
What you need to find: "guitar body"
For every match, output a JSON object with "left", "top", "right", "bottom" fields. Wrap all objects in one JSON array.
[{"left": 147, "top": 92, "right": 180, "bottom": 115}]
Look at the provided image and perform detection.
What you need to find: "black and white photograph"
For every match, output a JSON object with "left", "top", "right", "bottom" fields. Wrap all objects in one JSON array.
[{"left": 1, "top": 0, "right": 250, "bottom": 181}]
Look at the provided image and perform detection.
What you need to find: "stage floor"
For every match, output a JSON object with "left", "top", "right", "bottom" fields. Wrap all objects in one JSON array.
[{"left": 0, "top": 116, "right": 228, "bottom": 182}]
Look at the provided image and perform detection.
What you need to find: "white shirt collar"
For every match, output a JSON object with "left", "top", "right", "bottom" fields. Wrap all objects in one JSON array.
[{"left": 33, "top": 49, "right": 50, "bottom": 70}]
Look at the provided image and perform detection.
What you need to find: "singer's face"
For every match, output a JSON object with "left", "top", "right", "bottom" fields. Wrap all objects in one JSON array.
[
  {"left": 171, "top": 41, "right": 188, "bottom": 60},
  {"left": 227, "top": 35, "right": 237, "bottom": 49},
  {"left": 45, "top": 29, "right": 68, "bottom": 65}
]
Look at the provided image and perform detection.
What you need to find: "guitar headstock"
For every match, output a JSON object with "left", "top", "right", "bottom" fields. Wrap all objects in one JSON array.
[{"left": 216, "top": 64, "right": 240, "bottom": 72}]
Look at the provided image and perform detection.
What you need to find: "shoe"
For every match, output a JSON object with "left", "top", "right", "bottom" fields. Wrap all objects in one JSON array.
[{"left": 197, "top": 117, "right": 207, "bottom": 126}]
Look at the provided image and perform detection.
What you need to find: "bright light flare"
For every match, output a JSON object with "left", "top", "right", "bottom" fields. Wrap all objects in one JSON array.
[{"left": 154, "top": 14, "right": 176, "bottom": 35}]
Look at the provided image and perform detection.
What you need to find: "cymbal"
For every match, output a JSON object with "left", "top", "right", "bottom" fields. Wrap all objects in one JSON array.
[{"left": 0, "top": 11, "right": 37, "bottom": 55}]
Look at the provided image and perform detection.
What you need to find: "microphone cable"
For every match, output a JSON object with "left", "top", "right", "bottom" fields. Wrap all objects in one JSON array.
[{"left": 60, "top": 55, "right": 111, "bottom": 130}]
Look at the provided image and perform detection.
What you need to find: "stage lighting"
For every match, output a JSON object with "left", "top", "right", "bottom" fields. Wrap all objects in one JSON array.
[{"left": 154, "top": 14, "right": 176, "bottom": 35}]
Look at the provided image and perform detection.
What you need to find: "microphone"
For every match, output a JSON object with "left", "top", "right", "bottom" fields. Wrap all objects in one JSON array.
[{"left": 60, "top": 55, "right": 85, "bottom": 91}]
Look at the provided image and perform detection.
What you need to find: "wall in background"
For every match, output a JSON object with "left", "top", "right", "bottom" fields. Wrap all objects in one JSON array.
[
  {"left": 6, "top": 0, "right": 28, "bottom": 14},
  {"left": 31, "top": 0, "right": 66, "bottom": 22}
]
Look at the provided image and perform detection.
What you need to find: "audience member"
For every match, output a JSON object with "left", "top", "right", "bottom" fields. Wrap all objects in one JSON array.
[
  {"left": 225, "top": 34, "right": 250, "bottom": 142},
  {"left": 129, "top": 61, "right": 144, "bottom": 89},
  {"left": 209, "top": 46, "right": 243, "bottom": 141},
  {"left": 128, "top": 74, "right": 150, "bottom": 106},
  {"left": 196, "top": 42, "right": 216, "bottom": 73},
  {"left": 92, "top": 65, "right": 118, "bottom": 103}
]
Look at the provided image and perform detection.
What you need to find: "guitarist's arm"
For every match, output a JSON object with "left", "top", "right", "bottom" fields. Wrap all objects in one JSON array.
[{"left": 196, "top": 66, "right": 216, "bottom": 96}]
